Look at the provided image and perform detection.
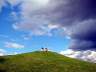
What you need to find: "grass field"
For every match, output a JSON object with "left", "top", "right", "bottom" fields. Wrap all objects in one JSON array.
[{"left": 0, "top": 51, "right": 96, "bottom": 72}]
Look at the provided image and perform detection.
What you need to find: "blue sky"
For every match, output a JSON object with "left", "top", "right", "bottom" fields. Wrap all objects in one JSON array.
[{"left": 0, "top": 0, "right": 70, "bottom": 55}]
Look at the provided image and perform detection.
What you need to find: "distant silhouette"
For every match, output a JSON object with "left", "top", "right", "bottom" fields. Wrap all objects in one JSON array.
[
  {"left": 45, "top": 48, "right": 48, "bottom": 52},
  {"left": 41, "top": 48, "right": 44, "bottom": 51}
]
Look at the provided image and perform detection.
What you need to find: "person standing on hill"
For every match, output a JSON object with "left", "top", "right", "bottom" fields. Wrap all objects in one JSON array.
[
  {"left": 45, "top": 48, "right": 48, "bottom": 52},
  {"left": 41, "top": 48, "right": 44, "bottom": 51}
]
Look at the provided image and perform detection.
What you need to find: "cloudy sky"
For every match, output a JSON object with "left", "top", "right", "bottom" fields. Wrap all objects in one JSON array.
[{"left": 0, "top": 0, "right": 96, "bottom": 62}]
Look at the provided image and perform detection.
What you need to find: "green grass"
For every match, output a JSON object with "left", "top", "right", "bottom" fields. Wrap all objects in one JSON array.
[{"left": 0, "top": 51, "right": 96, "bottom": 72}]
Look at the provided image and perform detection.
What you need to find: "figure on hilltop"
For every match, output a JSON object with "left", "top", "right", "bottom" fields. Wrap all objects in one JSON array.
[
  {"left": 41, "top": 48, "right": 44, "bottom": 51},
  {"left": 45, "top": 48, "right": 48, "bottom": 52},
  {"left": 41, "top": 47, "right": 48, "bottom": 52}
]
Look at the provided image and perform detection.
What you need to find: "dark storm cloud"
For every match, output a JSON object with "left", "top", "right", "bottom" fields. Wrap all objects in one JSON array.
[
  {"left": 37, "top": 0, "right": 96, "bottom": 27},
  {"left": 67, "top": 19, "right": 96, "bottom": 41},
  {"left": 64, "top": 19, "right": 96, "bottom": 50},
  {"left": 9, "top": 0, "right": 96, "bottom": 50},
  {"left": 50, "top": 0, "right": 96, "bottom": 50},
  {"left": 69, "top": 39, "right": 96, "bottom": 51},
  {"left": 47, "top": 0, "right": 96, "bottom": 24}
]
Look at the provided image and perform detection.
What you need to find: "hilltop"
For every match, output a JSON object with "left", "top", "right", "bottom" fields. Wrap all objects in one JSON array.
[{"left": 0, "top": 51, "right": 96, "bottom": 72}]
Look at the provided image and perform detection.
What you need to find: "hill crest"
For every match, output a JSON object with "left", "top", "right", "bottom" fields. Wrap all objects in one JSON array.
[{"left": 0, "top": 51, "right": 96, "bottom": 72}]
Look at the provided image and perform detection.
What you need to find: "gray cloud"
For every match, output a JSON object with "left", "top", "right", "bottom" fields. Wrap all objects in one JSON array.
[
  {"left": 69, "top": 40, "right": 96, "bottom": 51},
  {"left": 6, "top": 0, "right": 96, "bottom": 51},
  {"left": 53, "top": 0, "right": 96, "bottom": 51}
]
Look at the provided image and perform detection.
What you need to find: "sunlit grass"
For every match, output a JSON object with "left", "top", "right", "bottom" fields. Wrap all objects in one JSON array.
[{"left": 0, "top": 51, "right": 96, "bottom": 72}]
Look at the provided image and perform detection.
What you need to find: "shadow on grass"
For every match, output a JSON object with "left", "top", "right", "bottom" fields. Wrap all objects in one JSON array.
[
  {"left": 0, "top": 57, "right": 7, "bottom": 72},
  {"left": 0, "top": 70, "right": 6, "bottom": 72},
  {"left": 0, "top": 57, "right": 6, "bottom": 63}
]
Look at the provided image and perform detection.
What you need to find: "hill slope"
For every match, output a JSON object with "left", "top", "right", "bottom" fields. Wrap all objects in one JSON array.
[{"left": 0, "top": 51, "right": 96, "bottom": 72}]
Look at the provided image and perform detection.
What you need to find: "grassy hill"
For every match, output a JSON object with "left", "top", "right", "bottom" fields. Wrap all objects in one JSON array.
[{"left": 0, "top": 51, "right": 96, "bottom": 72}]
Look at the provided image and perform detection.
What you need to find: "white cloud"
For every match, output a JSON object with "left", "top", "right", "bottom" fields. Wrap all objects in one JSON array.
[
  {"left": 12, "top": 15, "right": 53, "bottom": 36},
  {"left": 5, "top": 42, "right": 24, "bottom": 49},
  {"left": 60, "top": 49, "right": 96, "bottom": 63},
  {"left": 0, "top": 49, "right": 6, "bottom": 56},
  {"left": 10, "top": 0, "right": 64, "bottom": 36},
  {"left": 48, "top": 24, "right": 60, "bottom": 29}
]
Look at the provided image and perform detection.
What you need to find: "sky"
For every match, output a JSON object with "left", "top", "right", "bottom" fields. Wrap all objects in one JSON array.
[
  {"left": 0, "top": 0, "right": 70, "bottom": 55},
  {"left": 0, "top": 0, "right": 96, "bottom": 63}
]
